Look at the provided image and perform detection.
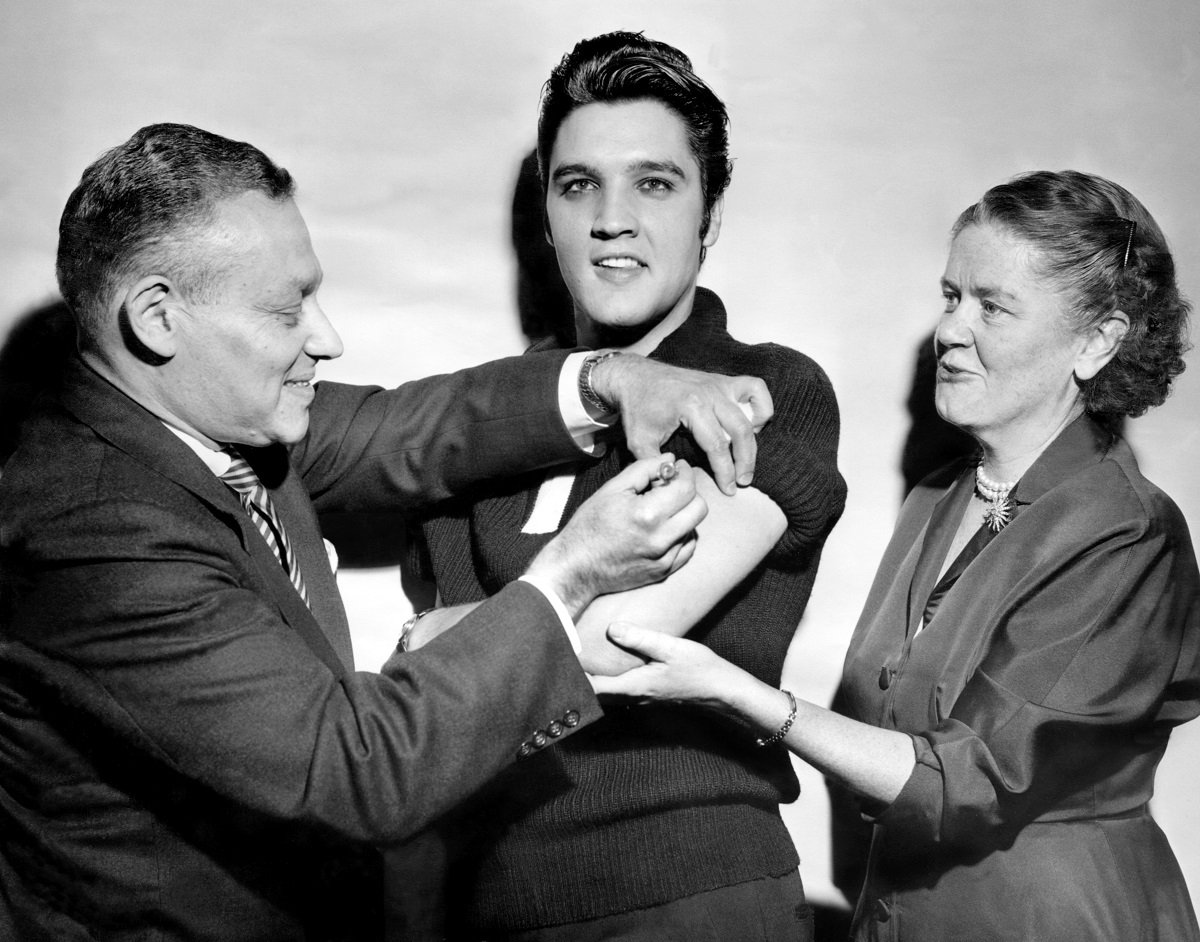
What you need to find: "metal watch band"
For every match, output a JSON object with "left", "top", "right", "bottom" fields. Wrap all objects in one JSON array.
[{"left": 578, "top": 350, "right": 621, "bottom": 414}]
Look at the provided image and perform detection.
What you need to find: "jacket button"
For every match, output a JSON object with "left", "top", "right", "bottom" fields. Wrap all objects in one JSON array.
[
  {"left": 878, "top": 666, "right": 894, "bottom": 690},
  {"left": 562, "top": 710, "right": 581, "bottom": 728},
  {"left": 531, "top": 729, "right": 548, "bottom": 748},
  {"left": 517, "top": 742, "right": 534, "bottom": 759},
  {"left": 547, "top": 720, "right": 564, "bottom": 738},
  {"left": 874, "top": 898, "right": 891, "bottom": 922}
]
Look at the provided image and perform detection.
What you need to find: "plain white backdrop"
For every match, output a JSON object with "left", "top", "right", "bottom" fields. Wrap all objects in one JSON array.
[{"left": 3, "top": 0, "right": 1199, "bottom": 909}]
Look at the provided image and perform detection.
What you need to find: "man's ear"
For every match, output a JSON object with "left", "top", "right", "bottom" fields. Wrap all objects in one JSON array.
[
  {"left": 1074, "top": 310, "right": 1130, "bottom": 382},
  {"left": 702, "top": 197, "right": 724, "bottom": 249},
  {"left": 119, "top": 275, "right": 183, "bottom": 361}
]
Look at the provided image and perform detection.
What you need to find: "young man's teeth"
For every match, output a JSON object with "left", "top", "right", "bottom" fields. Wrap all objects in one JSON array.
[{"left": 598, "top": 257, "right": 638, "bottom": 268}]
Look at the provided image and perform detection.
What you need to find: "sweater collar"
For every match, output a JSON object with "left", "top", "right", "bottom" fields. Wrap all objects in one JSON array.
[{"left": 645, "top": 286, "right": 729, "bottom": 365}]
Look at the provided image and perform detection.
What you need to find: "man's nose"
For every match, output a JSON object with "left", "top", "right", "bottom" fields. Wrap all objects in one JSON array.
[
  {"left": 304, "top": 299, "right": 344, "bottom": 360},
  {"left": 592, "top": 188, "right": 638, "bottom": 240}
]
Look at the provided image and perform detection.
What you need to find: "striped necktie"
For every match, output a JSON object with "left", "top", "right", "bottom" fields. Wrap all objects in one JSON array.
[{"left": 220, "top": 448, "right": 310, "bottom": 607}]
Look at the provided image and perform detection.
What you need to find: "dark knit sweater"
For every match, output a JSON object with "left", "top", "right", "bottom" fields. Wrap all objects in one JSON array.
[{"left": 417, "top": 288, "right": 846, "bottom": 931}]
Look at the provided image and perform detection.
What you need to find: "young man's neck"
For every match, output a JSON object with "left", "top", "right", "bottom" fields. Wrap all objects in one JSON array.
[{"left": 576, "top": 290, "right": 697, "bottom": 356}]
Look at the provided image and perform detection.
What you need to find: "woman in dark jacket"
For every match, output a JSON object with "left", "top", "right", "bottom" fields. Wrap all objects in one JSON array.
[{"left": 598, "top": 170, "right": 1200, "bottom": 942}]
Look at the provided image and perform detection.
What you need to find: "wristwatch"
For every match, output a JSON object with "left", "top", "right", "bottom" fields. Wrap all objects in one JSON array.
[
  {"left": 397, "top": 608, "right": 434, "bottom": 652},
  {"left": 578, "top": 350, "right": 622, "bottom": 415}
]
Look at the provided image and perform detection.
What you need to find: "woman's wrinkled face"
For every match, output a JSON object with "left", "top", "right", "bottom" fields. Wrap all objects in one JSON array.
[{"left": 934, "top": 223, "right": 1093, "bottom": 455}]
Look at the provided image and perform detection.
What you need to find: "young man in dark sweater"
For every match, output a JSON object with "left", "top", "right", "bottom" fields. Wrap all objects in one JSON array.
[{"left": 393, "top": 31, "right": 846, "bottom": 942}]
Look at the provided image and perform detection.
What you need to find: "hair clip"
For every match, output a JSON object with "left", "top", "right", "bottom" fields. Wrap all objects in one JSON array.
[{"left": 1121, "top": 219, "right": 1137, "bottom": 270}]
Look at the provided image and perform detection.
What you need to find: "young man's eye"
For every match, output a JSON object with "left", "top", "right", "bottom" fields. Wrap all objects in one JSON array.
[
  {"left": 638, "top": 178, "right": 673, "bottom": 194},
  {"left": 560, "top": 179, "right": 596, "bottom": 195}
]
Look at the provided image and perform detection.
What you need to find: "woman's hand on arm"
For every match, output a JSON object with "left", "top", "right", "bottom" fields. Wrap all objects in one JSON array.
[
  {"left": 594, "top": 624, "right": 916, "bottom": 807},
  {"left": 574, "top": 466, "right": 786, "bottom": 676}
]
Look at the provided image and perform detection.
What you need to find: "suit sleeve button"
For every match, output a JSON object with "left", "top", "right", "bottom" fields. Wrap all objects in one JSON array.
[
  {"left": 531, "top": 729, "right": 548, "bottom": 748},
  {"left": 547, "top": 720, "right": 564, "bottom": 738},
  {"left": 517, "top": 742, "right": 534, "bottom": 759},
  {"left": 562, "top": 710, "right": 581, "bottom": 728}
]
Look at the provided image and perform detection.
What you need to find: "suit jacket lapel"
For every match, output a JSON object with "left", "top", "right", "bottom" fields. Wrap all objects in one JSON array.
[
  {"left": 1013, "top": 414, "right": 1114, "bottom": 503},
  {"left": 901, "top": 415, "right": 1114, "bottom": 637},
  {"left": 60, "top": 359, "right": 352, "bottom": 678},
  {"left": 241, "top": 443, "right": 355, "bottom": 670},
  {"left": 906, "top": 468, "right": 974, "bottom": 635}
]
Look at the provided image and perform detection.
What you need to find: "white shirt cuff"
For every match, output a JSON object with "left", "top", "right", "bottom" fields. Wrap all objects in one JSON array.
[
  {"left": 517, "top": 574, "right": 582, "bottom": 655},
  {"left": 558, "top": 351, "right": 615, "bottom": 455}
]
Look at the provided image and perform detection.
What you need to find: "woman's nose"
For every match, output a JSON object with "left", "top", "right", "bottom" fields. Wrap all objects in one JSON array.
[{"left": 935, "top": 301, "right": 973, "bottom": 350}]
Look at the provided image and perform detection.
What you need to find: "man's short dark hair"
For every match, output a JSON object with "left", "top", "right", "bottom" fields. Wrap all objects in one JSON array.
[
  {"left": 536, "top": 31, "right": 732, "bottom": 239},
  {"left": 56, "top": 123, "right": 294, "bottom": 348}
]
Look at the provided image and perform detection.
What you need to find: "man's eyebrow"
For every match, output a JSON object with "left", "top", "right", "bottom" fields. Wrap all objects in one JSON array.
[
  {"left": 550, "top": 159, "right": 689, "bottom": 182},
  {"left": 630, "top": 159, "right": 687, "bottom": 178},
  {"left": 551, "top": 162, "right": 596, "bottom": 182},
  {"left": 260, "top": 272, "right": 322, "bottom": 309}
]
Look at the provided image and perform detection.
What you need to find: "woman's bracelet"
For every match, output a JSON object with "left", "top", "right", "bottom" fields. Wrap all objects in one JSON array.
[{"left": 755, "top": 689, "right": 797, "bottom": 747}]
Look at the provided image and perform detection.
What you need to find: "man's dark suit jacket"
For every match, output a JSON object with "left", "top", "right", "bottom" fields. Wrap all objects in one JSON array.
[{"left": 0, "top": 354, "right": 603, "bottom": 940}]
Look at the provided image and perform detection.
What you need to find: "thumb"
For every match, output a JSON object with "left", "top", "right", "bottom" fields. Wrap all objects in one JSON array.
[
  {"left": 732, "top": 376, "right": 774, "bottom": 430},
  {"left": 606, "top": 621, "right": 669, "bottom": 663},
  {"left": 608, "top": 454, "right": 676, "bottom": 494}
]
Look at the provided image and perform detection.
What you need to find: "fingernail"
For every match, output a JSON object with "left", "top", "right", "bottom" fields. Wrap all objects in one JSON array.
[{"left": 737, "top": 473, "right": 752, "bottom": 487}]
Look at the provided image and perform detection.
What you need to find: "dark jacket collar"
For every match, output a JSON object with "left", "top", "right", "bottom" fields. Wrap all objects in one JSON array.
[
  {"left": 58, "top": 357, "right": 351, "bottom": 675},
  {"left": 60, "top": 357, "right": 244, "bottom": 514},
  {"left": 906, "top": 413, "right": 1117, "bottom": 634},
  {"left": 1014, "top": 412, "right": 1115, "bottom": 505}
]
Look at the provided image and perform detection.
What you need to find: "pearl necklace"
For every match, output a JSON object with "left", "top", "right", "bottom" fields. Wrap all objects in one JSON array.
[{"left": 975, "top": 464, "right": 1016, "bottom": 532}]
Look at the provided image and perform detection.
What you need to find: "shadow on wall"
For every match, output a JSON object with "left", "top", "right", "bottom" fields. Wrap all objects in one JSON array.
[
  {"left": 0, "top": 298, "right": 77, "bottom": 470},
  {"left": 512, "top": 148, "right": 574, "bottom": 348},
  {"left": 324, "top": 148, "right": 572, "bottom": 613},
  {"left": 899, "top": 332, "right": 977, "bottom": 497}
]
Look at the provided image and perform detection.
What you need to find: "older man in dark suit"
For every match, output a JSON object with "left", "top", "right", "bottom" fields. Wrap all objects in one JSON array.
[{"left": 0, "top": 123, "right": 772, "bottom": 940}]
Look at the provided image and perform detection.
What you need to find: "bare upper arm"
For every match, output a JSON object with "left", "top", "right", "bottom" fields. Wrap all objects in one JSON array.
[{"left": 576, "top": 469, "right": 786, "bottom": 675}]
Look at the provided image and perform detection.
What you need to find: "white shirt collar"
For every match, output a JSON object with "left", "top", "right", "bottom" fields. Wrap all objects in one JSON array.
[{"left": 162, "top": 423, "right": 233, "bottom": 476}]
